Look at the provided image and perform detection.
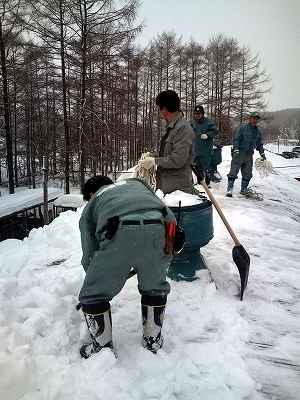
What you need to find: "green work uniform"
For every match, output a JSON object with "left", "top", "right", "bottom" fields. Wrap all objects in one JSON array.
[
  {"left": 228, "top": 123, "right": 265, "bottom": 182},
  {"left": 191, "top": 117, "right": 218, "bottom": 170},
  {"left": 79, "top": 178, "right": 175, "bottom": 305}
]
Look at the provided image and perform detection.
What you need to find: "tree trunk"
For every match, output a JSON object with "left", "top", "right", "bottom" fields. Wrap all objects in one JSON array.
[
  {"left": 0, "top": 18, "right": 14, "bottom": 193},
  {"left": 13, "top": 60, "right": 18, "bottom": 186},
  {"left": 59, "top": 0, "right": 70, "bottom": 193},
  {"left": 79, "top": 1, "right": 88, "bottom": 191}
]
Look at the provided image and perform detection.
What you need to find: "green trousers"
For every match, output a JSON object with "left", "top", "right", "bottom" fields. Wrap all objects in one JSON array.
[
  {"left": 228, "top": 152, "right": 253, "bottom": 181},
  {"left": 79, "top": 210, "right": 171, "bottom": 304}
]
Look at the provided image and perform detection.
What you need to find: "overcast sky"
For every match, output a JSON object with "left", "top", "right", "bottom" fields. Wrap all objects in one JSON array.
[{"left": 136, "top": 0, "right": 300, "bottom": 112}]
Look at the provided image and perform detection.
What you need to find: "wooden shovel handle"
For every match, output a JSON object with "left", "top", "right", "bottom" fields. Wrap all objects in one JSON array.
[{"left": 200, "top": 180, "right": 241, "bottom": 247}]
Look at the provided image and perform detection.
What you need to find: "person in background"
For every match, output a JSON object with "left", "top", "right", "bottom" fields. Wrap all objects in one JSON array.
[
  {"left": 210, "top": 143, "right": 223, "bottom": 183},
  {"left": 78, "top": 176, "right": 176, "bottom": 358},
  {"left": 226, "top": 111, "right": 266, "bottom": 197},
  {"left": 138, "top": 90, "right": 195, "bottom": 194},
  {"left": 190, "top": 105, "right": 218, "bottom": 186}
]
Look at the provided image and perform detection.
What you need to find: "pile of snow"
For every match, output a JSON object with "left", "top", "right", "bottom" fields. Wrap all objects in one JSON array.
[
  {"left": 161, "top": 190, "right": 204, "bottom": 207},
  {"left": 0, "top": 146, "right": 300, "bottom": 399}
]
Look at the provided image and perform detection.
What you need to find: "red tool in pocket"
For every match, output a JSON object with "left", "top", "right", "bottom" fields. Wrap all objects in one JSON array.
[{"left": 164, "top": 221, "right": 176, "bottom": 255}]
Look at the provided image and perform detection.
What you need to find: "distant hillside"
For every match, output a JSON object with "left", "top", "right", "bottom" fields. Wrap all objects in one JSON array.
[{"left": 263, "top": 108, "right": 300, "bottom": 127}]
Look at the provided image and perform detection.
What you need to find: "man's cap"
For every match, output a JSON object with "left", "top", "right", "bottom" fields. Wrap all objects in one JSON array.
[
  {"left": 249, "top": 111, "right": 260, "bottom": 119},
  {"left": 194, "top": 105, "right": 204, "bottom": 114}
]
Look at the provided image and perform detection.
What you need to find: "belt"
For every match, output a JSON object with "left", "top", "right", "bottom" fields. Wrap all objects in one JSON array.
[{"left": 121, "top": 219, "right": 163, "bottom": 226}]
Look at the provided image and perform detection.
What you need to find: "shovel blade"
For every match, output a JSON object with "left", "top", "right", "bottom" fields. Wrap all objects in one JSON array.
[{"left": 232, "top": 245, "right": 250, "bottom": 301}]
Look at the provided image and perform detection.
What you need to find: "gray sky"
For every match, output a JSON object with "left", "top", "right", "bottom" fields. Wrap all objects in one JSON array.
[{"left": 136, "top": 0, "right": 300, "bottom": 112}]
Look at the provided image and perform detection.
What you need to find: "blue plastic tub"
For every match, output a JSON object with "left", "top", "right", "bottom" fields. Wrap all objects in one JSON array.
[{"left": 168, "top": 199, "right": 214, "bottom": 281}]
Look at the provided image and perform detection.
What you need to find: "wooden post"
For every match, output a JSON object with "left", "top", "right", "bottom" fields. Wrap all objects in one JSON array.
[
  {"left": 42, "top": 156, "right": 49, "bottom": 224},
  {"left": 25, "top": 209, "right": 28, "bottom": 234}
]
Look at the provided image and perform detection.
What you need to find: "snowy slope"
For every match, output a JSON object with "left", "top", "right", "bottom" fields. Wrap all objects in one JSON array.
[{"left": 0, "top": 147, "right": 300, "bottom": 400}]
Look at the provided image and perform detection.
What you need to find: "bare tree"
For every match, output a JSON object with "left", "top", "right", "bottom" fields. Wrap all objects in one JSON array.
[{"left": 0, "top": 0, "right": 27, "bottom": 192}]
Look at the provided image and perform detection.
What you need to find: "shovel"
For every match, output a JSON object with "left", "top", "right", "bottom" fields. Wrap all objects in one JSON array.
[{"left": 191, "top": 164, "right": 250, "bottom": 301}]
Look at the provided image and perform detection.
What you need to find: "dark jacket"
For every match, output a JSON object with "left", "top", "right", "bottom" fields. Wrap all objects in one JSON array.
[
  {"left": 191, "top": 117, "right": 218, "bottom": 170},
  {"left": 233, "top": 123, "right": 264, "bottom": 155},
  {"left": 156, "top": 113, "right": 195, "bottom": 194}
]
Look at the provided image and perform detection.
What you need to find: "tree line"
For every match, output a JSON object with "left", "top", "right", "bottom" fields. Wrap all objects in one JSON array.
[{"left": 0, "top": 0, "right": 271, "bottom": 194}]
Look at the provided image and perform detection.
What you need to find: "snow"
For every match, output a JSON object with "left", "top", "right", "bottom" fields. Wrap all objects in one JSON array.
[
  {"left": 116, "top": 166, "right": 136, "bottom": 181},
  {"left": 0, "top": 146, "right": 300, "bottom": 399},
  {"left": 0, "top": 187, "right": 63, "bottom": 218},
  {"left": 163, "top": 190, "right": 203, "bottom": 207},
  {"left": 264, "top": 143, "right": 300, "bottom": 179},
  {"left": 53, "top": 194, "right": 85, "bottom": 208}
]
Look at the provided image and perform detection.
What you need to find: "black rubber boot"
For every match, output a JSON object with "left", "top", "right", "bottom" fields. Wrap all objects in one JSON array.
[
  {"left": 80, "top": 302, "right": 113, "bottom": 359},
  {"left": 205, "top": 170, "right": 211, "bottom": 187},
  {"left": 211, "top": 170, "right": 222, "bottom": 183},
  {"left": 141, "top": 295, "right": 167, "bottom": 354},
  {"left": 240, "top": 179, "right": 250, "bottom": 195},
  {"left": 226, "top": 178, "right": 235, "bottom": 197}
]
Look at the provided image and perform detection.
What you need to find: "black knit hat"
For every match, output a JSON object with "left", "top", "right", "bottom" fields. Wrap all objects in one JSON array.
[
  {"left": 194, "top": 105, "right": 204, "bottom": 114},
  {"left": 82, "top": 176, "right": 113, "bottom": 201}
]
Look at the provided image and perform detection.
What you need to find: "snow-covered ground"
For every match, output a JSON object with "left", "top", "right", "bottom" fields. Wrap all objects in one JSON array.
[
  {"left": 0, "top": 147, "right": 300, "bottom": 400},
  {"left": 264, "top": 143, "right": 300, "bottom": 179}
]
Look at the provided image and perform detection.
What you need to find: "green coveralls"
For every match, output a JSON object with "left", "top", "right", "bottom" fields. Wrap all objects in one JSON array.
[
  {"left": 79, "top": 178, "right": 175, "bottom": 305},
  {"left": 191, "top": 117, "right": 218, "bottom": 171},
  {"left": 228, "top": 123, "right": 265, "bottom": 183}
]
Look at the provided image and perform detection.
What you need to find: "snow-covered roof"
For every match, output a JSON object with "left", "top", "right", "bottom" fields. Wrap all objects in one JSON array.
[
  {"left": 0, "top": 187, "right": 63, "bottom": 219},
  {"left": 0, "top": 146, "right": 300, "bottom": 399},
  {"left": 53, "top": 194, "right": 85, "bottom": 208}
]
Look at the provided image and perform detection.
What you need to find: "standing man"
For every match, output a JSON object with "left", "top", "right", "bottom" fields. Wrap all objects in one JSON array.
[
  {"left": 138, "top": 90, "right": 195, "bottom": 194},
  {"left": 226, "top": 112, "right": 266, "bottom": 197},
  {"left": 190, "top": 105, "right": 218, "bottom": 185},
  {"left": 78, "top": 176, "right": 176, "bottom": 358}
]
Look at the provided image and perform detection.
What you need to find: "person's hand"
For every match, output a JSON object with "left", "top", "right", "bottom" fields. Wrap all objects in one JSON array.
[
  {"left": 191, "top": 163, "right": 205, "bottom": 183},
  {"left": 233, "top": 150, "right": 240, "bottom": 160},
  {"left": 200, "top": 133, "right": 208, "bottom": 140},
  {"left": 260, "top": 153, "right": 266, "bottom": 161},
  {"left": 138, "top": 157, "right": 156, "bottom": 170}
]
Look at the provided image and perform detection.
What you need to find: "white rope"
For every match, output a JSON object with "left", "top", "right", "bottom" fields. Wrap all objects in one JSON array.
[
  {"left": 255, "top": 158, "right": 275, "bottom": 178},
  {"left": 244, "top": 187, "right": 264, "bottom": 201},
  {"left": 134, "top": 152, "right": 157, "bottom": 190}
]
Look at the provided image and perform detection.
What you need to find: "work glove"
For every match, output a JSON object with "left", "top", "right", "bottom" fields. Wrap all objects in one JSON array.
[
  {"left": 200, "top": 133, "right": 208, "bottom": 140},
  {"left": 191, "top": 163, "right": 205, "bottom": 183},
  {"left": 138, "top": 156, "right": 156, "bottom": 170},
  {"left": 260, "top": 153, "right": 266, "bottom": 161},
  {"left": 233, "top": 149, "right": 240, "bottom": 160}
]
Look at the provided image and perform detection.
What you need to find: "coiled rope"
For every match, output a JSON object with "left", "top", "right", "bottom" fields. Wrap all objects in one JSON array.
[
  {"left": 134, "top": 152, "right": 157, "bottom": 190},
  {"left": 255, "top": 158, "right": 275, "bottom": 178}
]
